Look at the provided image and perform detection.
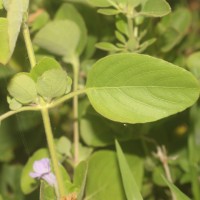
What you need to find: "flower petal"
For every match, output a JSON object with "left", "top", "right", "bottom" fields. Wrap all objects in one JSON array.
[
  {"left": 43, "top": 172, "right": 57, "bottom": 186},
  {"left": 29, "top": 172, "right": 40, "bottom": 178},
  {"left": 33, "top": 158, "right": 51, "bottom": 174}
]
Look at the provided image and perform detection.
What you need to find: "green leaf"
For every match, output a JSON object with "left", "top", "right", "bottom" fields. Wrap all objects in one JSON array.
[
  {"left": 0, "top": 18, "right": 10, "bottom": 64},
  {"left": 30, "top": 11, "right": 50, "bottom": 32},
  {"left": 95, "top": 42, "right": 119, "bottom": 52},
  {"left": 8, "top": 98, "right": 22, "bottom": 110},
  {"left": 98, "top": 8, "right": 120, "bottom": 15},
  {"left": 36, "top": 69, "right": 72, "bottom": 100},
  {"left": 85, "top": 149, "right": 143, "bottom": 200},
  {"left": 21, "top": 149, "right": 49, "bottom": 194},
  {"left": 187, "top": 52, "right": 200, "bottom": 80},
  {"left": 0, "top": 66, "right": 14, "bottom": 79},
  {"left": 115, "top": 140, "right": 143, "bottom": 200},
  {"left": 6, "top": 0, "right": 27, "bottom": 60},
  {"left": 30, "top": 57, "right": 61, "bottom": 81},
  {"left": 87, "top": 0, "right": 111, "bottom": 7},
  {"left": 55, "top": 3, "right": 87, "bottom": 55},
  {"left": 141, "top": 0, "right": 171, "bottom": 17},
  {"left": 73, "top": 161, "right": 88, "bottom": 200},
  {"left": 40, "top": 180, "right": 56, "bottom": 200},
  {"left": 86, "top": 53, "right": 200, "bottom": 123},
  {"left": 0, "top": 164, "right": 25, "bottom": 200},
  {"left": 157, "top": 8, "right": 192, "bottom": 52},
  {"left": 115, "top": 31, "right": 126, "bottom": 44},
  {"left": 8, "top": 72, "right": 37, "bottom": 104},
  {"left": 162, "top": 176, "right": 191, "bottom": 200},
  {"left": 56, "top": 136, "right": 72, "bottom": 158},
  {"left": 85, "top": 150, "right": 126, "bottom": 200},
  {"left": 34, "top": 20, "right": 80, "bottom": 57}
]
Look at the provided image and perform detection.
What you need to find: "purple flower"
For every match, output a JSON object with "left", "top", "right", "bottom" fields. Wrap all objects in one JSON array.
[{"left": 29, "top": 158, "right": 57, "bottom": 187}]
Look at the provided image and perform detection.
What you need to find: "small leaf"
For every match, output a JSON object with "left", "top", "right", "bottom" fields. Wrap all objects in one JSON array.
[
  {"left": 115, "top": 31, "right": 126, "bottom": 44},
  {"left": 98, "top": 8, "right": 120, "bottom": 15},
  {"left": 0, "top": 18, "right": 10, "bottom": 64},
  {"left": 36, "top": 69, "right": 72, "bottom": 100},
  {"left": 56, "top": 136, "right": 72, "bottom": 158},
  {"left": 30, "top": 11, "right": 50, "bottom": 32},
  {"left": 86, "top": 53, "right": 200, "bottom": 123},
  {"left": 115, "top": 140, "right": 143, "bottom": 200},
  {"left": 162, "top": 175, "right": 191, "bottom": 200},
  {"left": 30, "top": 57, "right": 61, "bottom": 81},
  {"left": 187, "top": 52, "right": 200, "bottom": 80},
  {"left": 138, "top": 38, "right": 156, "bottom": 52},
  {"left": 8, "top": 73, "right": 37, "bottom": 104},
  {"left": 141, "top": 0, "right": 171, "bottom": 17},
  {"left": 34, "top": 20, "right": 80, "bottom": 57},
  {"left": 8, "top": 98, "right": 22, "bottom": 110},
  {"left": 95, "top": 42, "right": 119, "bottom": 52}
]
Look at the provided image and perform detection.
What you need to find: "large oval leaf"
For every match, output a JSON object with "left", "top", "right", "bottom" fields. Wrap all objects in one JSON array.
[{"left": 86, "top": 53, "right": 200, "bottom": 123}]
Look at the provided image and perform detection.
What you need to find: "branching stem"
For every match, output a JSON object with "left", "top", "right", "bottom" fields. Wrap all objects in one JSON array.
[
  {"left": 0, "top": 90, "right": 86, "bottom": 123},
  {"left": 155, "top": 146, "right": 177, "bottom": 200}
]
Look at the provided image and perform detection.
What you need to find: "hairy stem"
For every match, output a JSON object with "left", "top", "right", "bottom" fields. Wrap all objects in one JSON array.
[
  {"left": 22, "top": 21, "right": 36, "bottom": 68},
  {"left": 156, "top": 146, "right": 176, "bottom": 200},
  {"left": 71, "top": 56, "right": 80, "bottom": 165},
  {"left": 41, "top": 107, "right": 65, "bottom": 198}
]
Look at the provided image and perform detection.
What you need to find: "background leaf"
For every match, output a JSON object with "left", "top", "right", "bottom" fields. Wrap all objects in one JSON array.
[
  {"left": 187, "top": 51, "right": 200, "bottom": 80},
  {"left": 162, "top": 175, "right": 191, "bottom": 200},
  {"left": 34, "top": 20, "right": 80, "bottom": 57},
  {"left": 55, "top": 3, "right": 87, "bottom": 55},
  {"left": 86, "top": 53, "right": 200, "bottom": 123},
  {"left": 0, "top": 18, "right": 10, "bottom": 65},
  {"left": 7, "top": 0, "right": 24, "bottom": 59},
  {"left": 115, "top": 140, "right": 143, "bottom": 200},
  {"left": 85, "top": 144, "right": 144, "bottom": 200},
  {"left": 141, "top": 0, "right": 171, "bottom": 17}
]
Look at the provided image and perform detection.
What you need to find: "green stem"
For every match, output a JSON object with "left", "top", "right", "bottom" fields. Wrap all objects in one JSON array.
[
  {"left": 49, "top": 89, "right": 86, "bottom": 109},
  {"left": 22, "top": 21, "right": 36, "bottom": 68},
  {"left": 127, "top": 16, "right": 134, "bottom": 39},
  {"left": 71, "top": 56, "right": 80, "bottom": 165},
  {"left": 0, "top": 106, "right": 40, "bottom": 122},
  {"left": 0, "top": 90, "right": 86, "bottom": 123},
  {"left": 41, "top": 107, "right": 65, "bottom": 198}
]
